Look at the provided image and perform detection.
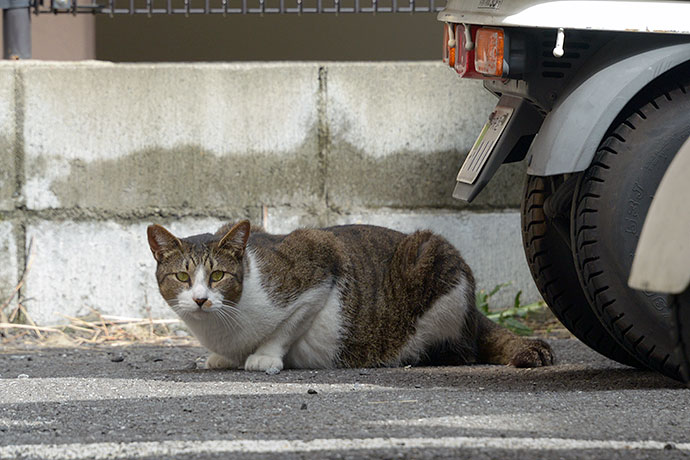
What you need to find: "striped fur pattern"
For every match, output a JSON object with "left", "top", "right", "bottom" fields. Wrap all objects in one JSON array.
[{"left": 147, "top": 221, "right": 553, "bottom": 371}]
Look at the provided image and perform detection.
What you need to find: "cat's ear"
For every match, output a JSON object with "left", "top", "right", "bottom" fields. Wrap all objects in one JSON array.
[
  {"left": 218, "top": 220, "right": 251, "bottom": 257},
  {"left": 147, "top": 224, "right": 182, "bottom": 262}
]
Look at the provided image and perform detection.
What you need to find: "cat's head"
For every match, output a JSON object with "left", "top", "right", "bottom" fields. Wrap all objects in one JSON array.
[{"left": 146, "top": 220, "right": 251, "bottom": 318}]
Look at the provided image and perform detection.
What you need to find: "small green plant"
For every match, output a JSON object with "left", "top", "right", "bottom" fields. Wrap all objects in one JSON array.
[{"left": 476, "top": 283, "right": 547, "bottom": 336}]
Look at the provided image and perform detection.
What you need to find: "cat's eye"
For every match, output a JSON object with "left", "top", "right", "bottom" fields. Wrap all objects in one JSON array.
[
  {"left": 210, "top": 271, "right": 224, "bottom": 282},
  {"left": 175, "top": 272, "right": 190, "bottom": 282}
]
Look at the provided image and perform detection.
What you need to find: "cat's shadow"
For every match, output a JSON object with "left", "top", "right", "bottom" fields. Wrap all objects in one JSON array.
[
  {"left": 4, "top": 341, "right": 684, "bottom": 391},
  {"left": 162, "top": 364, "right": 685, "bottom": 392},
  {"left": 153, "top": 338, "right": 686, "bottom": 391}
]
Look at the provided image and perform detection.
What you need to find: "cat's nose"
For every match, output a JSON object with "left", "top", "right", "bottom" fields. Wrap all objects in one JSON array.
[{"left": 193, "top": 297, "right": 208, "bottom": 307}]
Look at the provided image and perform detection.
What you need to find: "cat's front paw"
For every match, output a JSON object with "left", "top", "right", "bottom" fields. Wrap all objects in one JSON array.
[
  {"left": 244, "top": 353, "right": 284, "bottom": 372},
  {"left": 206, "top": 353, "right": 239, "bottom": 370}
]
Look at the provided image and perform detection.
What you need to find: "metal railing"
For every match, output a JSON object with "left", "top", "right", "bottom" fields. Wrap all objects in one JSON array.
[{"left": 35, "top": 0, "right": 442, "bottom": 14}]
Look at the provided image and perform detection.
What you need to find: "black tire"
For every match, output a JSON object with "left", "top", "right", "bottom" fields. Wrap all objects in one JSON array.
[
  {"left": 521, "top": 175, "right": 641, "bottom": 367},
  {"left": 572, "top": 83, "right": 690, "bottom": 381},
  {"left": 672, "top": 289, "right": 690, "bottom": 385}
]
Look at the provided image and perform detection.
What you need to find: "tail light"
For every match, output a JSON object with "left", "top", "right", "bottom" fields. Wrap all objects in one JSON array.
[
  {"left": 454, "top": 24, "right": 484, "bottom": 79},
  {"left": 443, "top": 24, "right": 512, "bottom": 80}
]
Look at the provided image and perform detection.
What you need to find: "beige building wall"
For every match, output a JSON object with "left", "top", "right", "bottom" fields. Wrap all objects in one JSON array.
[
  {"left": 0, "top": 13, "right": 95, "bottom": 60},
  {"left": 32, "top": 15, "right": 95, "bottom": 60}
]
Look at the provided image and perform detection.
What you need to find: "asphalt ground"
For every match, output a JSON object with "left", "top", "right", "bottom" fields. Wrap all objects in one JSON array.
[{"left": 1, "top": 338, "right": 689, "bottom": 459}]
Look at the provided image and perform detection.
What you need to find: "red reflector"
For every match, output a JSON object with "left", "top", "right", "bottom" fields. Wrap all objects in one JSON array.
[{"left": 455, "top": 25, "right": 485, "bottom": 79}]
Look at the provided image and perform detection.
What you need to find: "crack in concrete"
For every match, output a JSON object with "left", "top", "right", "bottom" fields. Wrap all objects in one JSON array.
[{"left": 13, "top": 66, "right": 27, "bottom": 298}]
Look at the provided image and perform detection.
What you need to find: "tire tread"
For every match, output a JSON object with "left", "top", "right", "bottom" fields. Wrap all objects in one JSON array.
[
  {"left": 571, "top": 83, "right": 690, "bottom": 382},
  {"left": 521, "top": 175, "right": 640, "bottom": 367}
]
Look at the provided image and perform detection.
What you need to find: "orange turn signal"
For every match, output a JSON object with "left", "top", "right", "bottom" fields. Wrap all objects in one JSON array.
[
  {"left": 442, "top": 23, "right": 457, "bottom": 68},
  {"left": 474, "top": 27, "right": 505, "bottom": 77}
]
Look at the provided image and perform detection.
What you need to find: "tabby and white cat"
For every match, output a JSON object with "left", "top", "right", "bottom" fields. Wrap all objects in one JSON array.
[{"left": 147, "top": 221, "right": 553, "bottom": 371}]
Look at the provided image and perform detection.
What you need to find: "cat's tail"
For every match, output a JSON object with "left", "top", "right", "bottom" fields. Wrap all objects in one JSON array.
[{"left": 473, "top": 310, "right": 554, "bottom": 367}]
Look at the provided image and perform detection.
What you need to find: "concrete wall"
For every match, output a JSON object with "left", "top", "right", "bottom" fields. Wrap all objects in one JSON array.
[{"left": 0, "top": 61, "right": 538, "bottom": 326}]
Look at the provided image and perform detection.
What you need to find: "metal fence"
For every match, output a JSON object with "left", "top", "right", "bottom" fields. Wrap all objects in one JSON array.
[{"left": 33, "top": 0, "right": 442, "bottom": 14}]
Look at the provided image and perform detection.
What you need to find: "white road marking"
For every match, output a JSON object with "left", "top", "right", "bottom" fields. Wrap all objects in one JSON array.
[
  {"left": 0, "top": 377, "right": 395, "bottom": 404},
  {"left": 0, "top": 436, "right": 688, "bottom": 459},
  {"left": 0, "top": 417, "right": 54, "bottom": 428},
  {"left": 370, "top": 414, "right": 556, "bottom": 431}
]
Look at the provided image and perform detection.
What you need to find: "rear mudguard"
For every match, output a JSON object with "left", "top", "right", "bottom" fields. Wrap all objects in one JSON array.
[
  {"left": 527, "top": 42, "right": 690, "bottom": 176},
  {"left": 628, "top": 137, "right": 690, "bottom": 294}
]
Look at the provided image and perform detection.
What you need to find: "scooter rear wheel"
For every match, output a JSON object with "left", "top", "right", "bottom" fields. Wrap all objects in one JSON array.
[
  {"left": 571, "top": 83, "right": 690, "bottom": 382},
  {"left": 521, "top": 175, "right": 641, "bottom": 368}
]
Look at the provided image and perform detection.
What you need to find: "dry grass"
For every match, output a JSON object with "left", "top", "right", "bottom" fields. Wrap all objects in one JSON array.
[
  {"left": 1, "top": 303, "right": 568, "bottom": 350},
  {"left": 1, "top": 238, "right": 197, "bottom": 349},
  {"left": 0, "top": 309, "right": 198, "bottom": 349}
]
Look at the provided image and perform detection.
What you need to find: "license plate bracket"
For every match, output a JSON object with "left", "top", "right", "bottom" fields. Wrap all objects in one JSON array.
[{"left": 456, "top": 106, "right": 514, "bottom": 185}]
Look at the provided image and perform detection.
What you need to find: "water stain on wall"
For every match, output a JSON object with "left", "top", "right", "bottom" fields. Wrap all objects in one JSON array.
[
  {"left": 326, "top": 145, "right": 525, "bottom": 210},
  {"left": 38, "top": 141, "right": 524, "bottom": 214},
  {"left": 47, "top": 143, "right": 323, "bottom": 212}
]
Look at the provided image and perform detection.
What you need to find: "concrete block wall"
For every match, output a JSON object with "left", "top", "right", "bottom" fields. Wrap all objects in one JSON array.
[{"left": 0, "top": 61, "right": 538, "bottom": 326}]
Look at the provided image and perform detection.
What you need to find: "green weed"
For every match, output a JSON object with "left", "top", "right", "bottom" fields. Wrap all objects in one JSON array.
[{"left": 476, "top": 283, "right": 547, "bottom": 336}]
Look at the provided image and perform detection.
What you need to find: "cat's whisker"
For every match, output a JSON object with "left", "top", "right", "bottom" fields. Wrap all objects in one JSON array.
[
  {"left": 175, "top": 310, "right": 191, "bottom": 321},
  {"left": 220, "top": 306, "right": 240, "bottom": 315},
  {"left": 216, "top": 309, "right": 255, "bottom": 342},
  {"left": 222, "top": 310, "right": 253, "bottom": 339},
  {"left": 219, "top": 305, "right": 242, "bottom": 317},
  {"left": 214, "top": 308, "right": 240, "bottom": 331},
  {"left": 220, "top": 299, "right": 240, "bottom": 309},
  {"left": 217, "top": 305, "right": 261, "bottom": 341},
  {"left": 212, "top": 311, "right": 232, "bottom": 332},
  {"left": 214, "top": 303, "right": 238, "bottom": 320},
  {"left": 219, "top": 302, "right": 243, "bottom": 317}
]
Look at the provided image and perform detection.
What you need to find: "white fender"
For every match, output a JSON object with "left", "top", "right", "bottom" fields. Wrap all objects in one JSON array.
[{"left": 629, "top": 137, "right": 690, "bottom": 294}]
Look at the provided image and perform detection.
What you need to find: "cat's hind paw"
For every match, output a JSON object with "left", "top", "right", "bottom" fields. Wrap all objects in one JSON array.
[
  {"left": 206, "top": 353, "right": 239, "bottom": 370},
  {"left": 509, "top": 338, "right": 554, "bottom": 368},
  {"left": 244, "top": 353, "right": 284, "bottom": 372}
]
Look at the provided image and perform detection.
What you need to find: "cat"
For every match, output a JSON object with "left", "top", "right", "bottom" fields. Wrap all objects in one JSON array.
[{"left": 147, "top": 220, "right": 553, "bottom": 371}]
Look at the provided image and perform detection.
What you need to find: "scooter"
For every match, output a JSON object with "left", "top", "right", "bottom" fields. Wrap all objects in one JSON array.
[{"left": 437, "top": 0, "right": 690, "bottom": 382}]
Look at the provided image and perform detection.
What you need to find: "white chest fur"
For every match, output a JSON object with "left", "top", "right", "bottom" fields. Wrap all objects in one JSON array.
[{"left": 178, "top": 250, "right": 344, "bottom": 370}]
